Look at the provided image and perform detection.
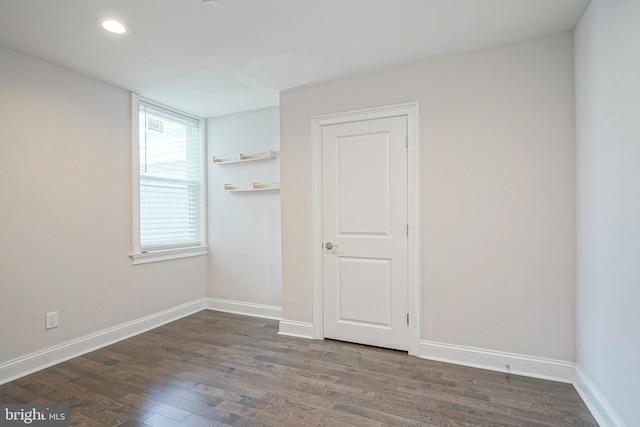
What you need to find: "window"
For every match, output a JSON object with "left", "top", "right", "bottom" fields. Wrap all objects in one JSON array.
[{"left": 130, "top": 94, "right": 207, "bottom": 264}]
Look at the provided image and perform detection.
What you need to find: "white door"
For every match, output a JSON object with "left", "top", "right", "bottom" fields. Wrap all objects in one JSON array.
[{"left": 322, "top": 115, "right": 408, "bottom": 351}]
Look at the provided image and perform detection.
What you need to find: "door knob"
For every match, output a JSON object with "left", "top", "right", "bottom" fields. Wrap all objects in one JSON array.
[{"left": 325, "top": 242, "right": 338, "bottom": 250}]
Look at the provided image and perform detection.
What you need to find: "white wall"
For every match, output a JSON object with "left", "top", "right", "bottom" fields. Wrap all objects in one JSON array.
[
  {"left": 207, "top": 108, "right": 281, "bottom": 307},
  {"left": 575, "top": 1, "right": 640, "bottom": 425},
  {"left": 0, "top": 44, "right": 206, "bottom": 365},
  {"left": 280, "top": 33, "right": 576, "bottom": 361}
]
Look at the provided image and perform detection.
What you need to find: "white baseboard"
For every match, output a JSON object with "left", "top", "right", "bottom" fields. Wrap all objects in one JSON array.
[
  {"left": 419, "top": 340, "right": 575, "bottom": 383},
  {"left": 574, "top": 367, "right": 624, "bottom": 427},
  {"left": 0, "top": 298, "right": 207, "bottom": 386},
  {"left": 205, "top": 298, "right": 282, "bottom": 320},
  {"left": 5, "top": 299, "right": 616, "bottom": 426},
  {"left": 278, "top": 319, "right": 314, "bottom": 339}
]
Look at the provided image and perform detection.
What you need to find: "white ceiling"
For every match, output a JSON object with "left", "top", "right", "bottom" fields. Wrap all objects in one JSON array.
[{"left": 0, "top": 0, "right": 589, "bottom": 117}]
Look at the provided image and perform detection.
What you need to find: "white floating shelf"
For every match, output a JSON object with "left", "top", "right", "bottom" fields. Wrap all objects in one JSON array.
[
  {"left": 213, "top": 150, "right": 278, "bottom": 164},
  {"left": 224, "top": 182, "right": 280, "bottom": 192}
]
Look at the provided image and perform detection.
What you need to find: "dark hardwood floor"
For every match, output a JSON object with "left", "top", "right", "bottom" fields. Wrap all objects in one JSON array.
[{"left": 0, "top": 311, "right": 597, "bottom": 426}]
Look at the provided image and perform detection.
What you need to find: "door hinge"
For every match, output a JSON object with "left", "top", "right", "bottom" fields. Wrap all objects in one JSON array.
[
  {"left": 406, "top": 224, "right": 409, "bottom": 236},
  {"left": 405, "top": 135, "right": 408, "bottom": 148},
  {"left": 406, "top": 313, "right": 409, "bottom": 325}
]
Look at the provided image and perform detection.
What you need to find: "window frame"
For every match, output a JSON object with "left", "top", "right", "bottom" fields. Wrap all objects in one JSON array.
[{"left": 130, "top": 93, "right": 208, "bottom": 264}]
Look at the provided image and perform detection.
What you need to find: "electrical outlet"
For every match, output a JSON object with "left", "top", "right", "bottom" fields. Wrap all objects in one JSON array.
[{"left": 46, "top": 311, "right": 59, "bottom": 330}]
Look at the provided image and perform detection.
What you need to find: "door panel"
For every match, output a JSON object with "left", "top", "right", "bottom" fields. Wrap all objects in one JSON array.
[
  {"left": 338, "top": 257, "right": 392, "bottom": 327},
  {"left": 322, "top": 115, "right": 408, "bottom": 351},
  {"left": 336, "top": 133, "right": 391, "bottom": 235}
]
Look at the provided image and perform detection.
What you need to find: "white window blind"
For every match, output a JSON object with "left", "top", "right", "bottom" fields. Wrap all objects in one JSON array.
[{"left": 138, "top": 101, "right": 203, "bottom": 252}]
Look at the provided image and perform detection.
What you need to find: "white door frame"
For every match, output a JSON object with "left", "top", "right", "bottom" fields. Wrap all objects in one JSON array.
[{"left": 311, "top": 102, "right": 420, "bottom": 356}]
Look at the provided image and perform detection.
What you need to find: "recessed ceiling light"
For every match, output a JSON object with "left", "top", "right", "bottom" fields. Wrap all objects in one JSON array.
[{"left": 97, "top": 18, "right": 129, "bottom": 34}]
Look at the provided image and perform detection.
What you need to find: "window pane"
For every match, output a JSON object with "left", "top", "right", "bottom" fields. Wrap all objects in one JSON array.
[{"left": 139, "top": 102, "right": 202, "bottom": 250}]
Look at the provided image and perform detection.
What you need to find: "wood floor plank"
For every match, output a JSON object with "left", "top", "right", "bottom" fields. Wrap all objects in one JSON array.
[{"left": 0, "top": 311, "right": 597, "bottom": 426}]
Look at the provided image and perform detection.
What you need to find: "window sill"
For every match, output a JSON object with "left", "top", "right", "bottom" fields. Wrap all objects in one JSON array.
[{"left": 130, "top": 246, "right": 208, "bottom": 265}]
